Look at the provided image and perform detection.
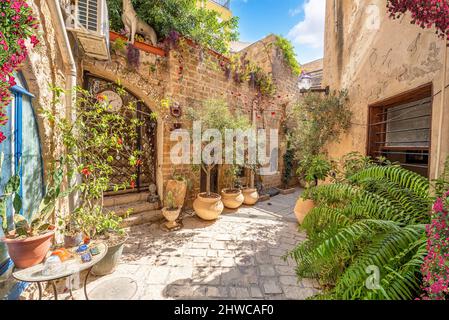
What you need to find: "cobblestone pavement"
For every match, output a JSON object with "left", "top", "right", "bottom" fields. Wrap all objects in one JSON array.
[{"left": 34, "top": 189, "right": 321, "bottom": 300}]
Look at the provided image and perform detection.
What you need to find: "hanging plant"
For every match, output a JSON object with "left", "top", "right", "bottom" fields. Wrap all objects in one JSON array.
[
  {"left": 0, "top": 0, "right": 39, "bottom": 144},
  {"left": 127, "top": 43, "right": 140, "bottom": 69},
  {"left": 387, "top": 0, "right": 449, "bottom": 41}
]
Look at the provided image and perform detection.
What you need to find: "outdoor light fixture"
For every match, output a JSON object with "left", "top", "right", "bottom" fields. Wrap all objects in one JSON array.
[{"left": 298, "top": 71, "right": 330, "bottom": 95}]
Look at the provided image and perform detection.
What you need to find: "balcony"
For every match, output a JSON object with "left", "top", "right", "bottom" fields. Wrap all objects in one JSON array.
[{"left": 209, "top": 0, "right": 231, "bottom": 10}]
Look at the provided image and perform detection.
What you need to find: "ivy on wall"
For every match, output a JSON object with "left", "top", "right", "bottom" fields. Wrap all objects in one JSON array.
[{"left": 274, "top": 35, "right": 301, "bottom": 76}]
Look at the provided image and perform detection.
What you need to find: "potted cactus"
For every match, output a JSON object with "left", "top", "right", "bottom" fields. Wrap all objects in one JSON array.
[{"left": 161, "top": 191, "right": 181, "bottom": 229}]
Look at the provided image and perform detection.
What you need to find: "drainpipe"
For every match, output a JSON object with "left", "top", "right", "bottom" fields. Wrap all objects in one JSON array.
[
  {"left": 435, "top": 41, "right": 448, "bottom": 179},
  {"left": 47, "top": 0, "right": 77, "bottom": 212}
]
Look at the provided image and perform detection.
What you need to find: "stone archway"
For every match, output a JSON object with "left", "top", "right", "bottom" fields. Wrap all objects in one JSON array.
[{"left": 83, "top": 61, "right": 165, "bottom": 197}]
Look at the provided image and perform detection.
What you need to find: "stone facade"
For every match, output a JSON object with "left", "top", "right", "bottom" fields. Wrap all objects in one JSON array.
[
  {"left": 84, "top": 34, "right": 303, "bottom": 205},
  {"left": 323, "top": 0, "right": 449, "bottom": 179}
]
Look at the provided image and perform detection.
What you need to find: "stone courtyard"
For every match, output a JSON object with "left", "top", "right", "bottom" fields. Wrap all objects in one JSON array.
[{"left": 61, "top": 189, "right": 319, "bottom": 300}]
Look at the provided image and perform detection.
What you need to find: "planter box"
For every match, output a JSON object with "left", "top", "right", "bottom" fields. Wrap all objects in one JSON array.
[{"left": 109, "top": 32, "right": 166, "bottom": 57}]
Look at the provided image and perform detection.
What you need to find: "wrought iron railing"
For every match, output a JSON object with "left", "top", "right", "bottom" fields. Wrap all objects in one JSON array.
[{"left": 210, "top": 0, "right": 231, "bottom": 10}]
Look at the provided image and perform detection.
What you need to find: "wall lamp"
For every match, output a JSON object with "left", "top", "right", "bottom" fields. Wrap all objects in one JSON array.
[{"left": 298, "top": 72, "right": 330, "bottom": 95}]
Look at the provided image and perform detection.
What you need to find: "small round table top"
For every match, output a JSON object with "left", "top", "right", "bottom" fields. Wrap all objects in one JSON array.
[{"left": 12, "top": 242, "right": 108, "bottom": 283}]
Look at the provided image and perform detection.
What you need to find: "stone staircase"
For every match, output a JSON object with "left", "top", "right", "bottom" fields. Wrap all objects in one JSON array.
[{"left": 103, "top": 192, "right": 162, "bottom": 227}]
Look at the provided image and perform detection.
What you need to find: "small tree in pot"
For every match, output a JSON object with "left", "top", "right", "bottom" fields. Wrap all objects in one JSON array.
[
  {"left": 186, "top": 99, "right": 250, "bottom": 220},
  {"left": 221, "top": 165, "right": 244, "bottom": 209}
]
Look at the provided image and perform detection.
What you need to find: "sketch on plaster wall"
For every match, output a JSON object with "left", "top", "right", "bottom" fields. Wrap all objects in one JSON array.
[{"left": 122, "top": 0, "right": 158, "bottom": 45}]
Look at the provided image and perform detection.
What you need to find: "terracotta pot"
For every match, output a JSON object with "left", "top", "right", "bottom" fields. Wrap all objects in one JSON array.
[
  {"left": 193, "top": 193, "right": 224, "bottom": 221},
  {"left": 2, "top": 231, "right": 55, "bottom": 269},
  {"left": 165, "top": 179, "right": 187, "bottom": 209},
  {"left": 161, "top": 207, "right": 181, "bottom": 229},
  {"left": 221, "top": 189, "right": 244, "bottom": 209},
  {"left": 294, "top": 198, "right": 315, "bottom": 225},
  {"left": 242, "top": 188, "right": 259, "bottom": 205}
]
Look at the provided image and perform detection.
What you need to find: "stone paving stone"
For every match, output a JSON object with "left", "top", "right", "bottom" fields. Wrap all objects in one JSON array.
[
  {"left": 206, "top": 286, "right": 228, "bottom": 298},
  {"left": 262, "top": 279, "right": 283, "bottom": 295},
  {"left": 229, "top": 287, "right": 250, "bottom": 299},
  {"left": 46, "top": 189, "right": 323, "bottom": 301},
  {"left": 279, "top": 276, "right": 300, "bottom": 286},
  {"left": 275, "top": 265, "right": 296, "bottom": 276},
  {"left": 259, "top": 265, "right": 276, "bottom": 277},
  {"left": 250, "top": 286, "right": 264, "bottom": 299},
  {"left": 146, "top": 266, "right": 171, "bottom": 284}
]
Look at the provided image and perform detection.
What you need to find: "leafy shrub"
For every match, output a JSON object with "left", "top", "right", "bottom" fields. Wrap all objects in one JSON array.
[
  {"left": 290, "top": 164, "right": 432, "bottom": 300},
  {"left": 275, "top": 35, "right": 301, "bottom": 76}
]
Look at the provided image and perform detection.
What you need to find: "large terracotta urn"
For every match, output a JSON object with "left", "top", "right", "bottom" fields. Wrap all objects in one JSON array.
[
  {"left": 221, "top": 189, "right": 244, "bottom": 209},
  {"left": 165, "top": 179, "right": 187, "bottom": 209},
  {"left": 2, "top": 231, "right": 55, "bottom": 269},
  {"left": 193, "top": 193, "right": 224, "bottom": 221},
  {"left": 242, "top": 188, "right": 259, "bottom": 205},
  {"left": 294, "top": 198, "right": 315, "bottom": 225}
]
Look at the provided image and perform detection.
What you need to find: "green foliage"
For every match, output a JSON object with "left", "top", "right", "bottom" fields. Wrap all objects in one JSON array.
[
  {"left": 107, "top": 0, "right": 239, "bottom": 54},
  {"left": 0, "top": 158, "right": 66, "bottom": 238},
  {"left": 289, "top": 164, "right": 432, "bottom": 300},
  {"left": 299, "top": 154, "right": 332, "bottom": 186},
  {"left": 282, "top": 145, "right": 295, "bottom": 187},
  {"left": 41, "top": 85, "right": 142, "bottom": 237},
  {"left": 165, "top": 191, "right": 177, "bottom": 210},
  {"left": 111, "top": 37, "right": 127, "bottom": 52},
  {"left": 185, "top": 99, "right": 251, "bottom": 195},
  {"left": 287, "top": 90, "right": 351, "bottom": 179},
  {"left": 275, "top": 35, "right": 301, "bottom": 76},
  {"left": 74, "top": 206, "right": 125, "bottom": 239}
]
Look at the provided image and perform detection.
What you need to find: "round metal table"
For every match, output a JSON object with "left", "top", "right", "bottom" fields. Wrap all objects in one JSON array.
[{"left": 12, "top": 242, "right": 107, "bottom": 300}]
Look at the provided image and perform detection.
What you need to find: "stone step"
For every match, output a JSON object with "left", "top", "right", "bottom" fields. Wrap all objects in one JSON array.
[
  {"left": 121, "top": 210, "right": 163, "bottom": 228},
  {"left": 105, "top": 200, "right": 161, "bottom": 217},
  {"left": 103, "top": 192, "right": 151, "bottom": 207}
]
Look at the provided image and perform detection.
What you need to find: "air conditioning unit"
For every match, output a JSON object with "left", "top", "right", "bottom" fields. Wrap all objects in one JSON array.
[{"left": 65, "top": 0, "right": 110, "bottom": 60}]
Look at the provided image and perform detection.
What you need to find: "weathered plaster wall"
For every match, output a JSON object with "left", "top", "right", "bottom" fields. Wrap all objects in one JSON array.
[
  {"left": 84, "top": 34, "right": 302, "bottom": 203},
  {"left": 323, "top": 0, "right": 449, "bottom": 178}
]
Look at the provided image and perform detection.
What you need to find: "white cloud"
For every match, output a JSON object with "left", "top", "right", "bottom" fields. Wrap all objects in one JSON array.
[{"left": 287, "top": 0, "right": 325, "bottom": 62}]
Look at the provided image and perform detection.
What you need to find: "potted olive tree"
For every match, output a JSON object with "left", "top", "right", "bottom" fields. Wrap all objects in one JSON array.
[
  {"left": 41, "top": 85, "right": 142, "bottom": 275},
  {"left": 242, "top": 164, "right": 260, "bottom": 205},
  {"left": 221, "top": 165, "right": 244, "bottom": 209},
  {"left": 186, "top": 100, "right": 250, "bottom": 220}
]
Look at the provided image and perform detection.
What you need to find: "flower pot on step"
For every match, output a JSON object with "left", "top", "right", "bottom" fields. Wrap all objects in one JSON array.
[
  {"left": 294, "top": 198, "right": 315, "bottom": 225},
  {"left": 161, "top": 207, "right": 182, "bottom": 229},
  {"left": 221, "top": 189, "right": 244, "bottom": 209},
  {"left": 242, "top": 188, "right": 259, "bottom": 205},
  {"left": 2, "top": 231, "right": 55, "bottom": 269},
  {"left": 193, "top": 193, "right": 224, "bottom": 221},
  {"left": 92, "top": 234, "right": 128, "bottom": 276}
]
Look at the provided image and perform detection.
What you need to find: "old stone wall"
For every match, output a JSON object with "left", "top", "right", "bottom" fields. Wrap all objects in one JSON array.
[
  {"left": 323, "top": 0, "right": 449, "bottom": 178},
  {"left": 84, "top": 34, "right": 302, "bottom": 203}
]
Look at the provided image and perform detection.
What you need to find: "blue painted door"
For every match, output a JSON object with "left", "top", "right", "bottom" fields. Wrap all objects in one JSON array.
[{"left": 0, "top": 75, "right": 44, "bottom": 298}]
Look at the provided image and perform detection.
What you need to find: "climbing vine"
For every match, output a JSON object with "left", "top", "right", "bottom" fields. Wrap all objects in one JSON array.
[
  {"left": 274, "top": 35, "right": 301, "bottom": 76},
  {"left": 0, "top": 0, "right": 39, "bottom": 144}
]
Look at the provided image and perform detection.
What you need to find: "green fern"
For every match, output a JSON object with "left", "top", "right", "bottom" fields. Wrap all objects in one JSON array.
[{"left": 289, "top": 165, "right": 431, "bottom": 300}]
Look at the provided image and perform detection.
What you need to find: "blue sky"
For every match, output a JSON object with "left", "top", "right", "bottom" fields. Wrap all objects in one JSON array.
[{"left": 230, "top": 0, "right": 325, "bottom": 64}]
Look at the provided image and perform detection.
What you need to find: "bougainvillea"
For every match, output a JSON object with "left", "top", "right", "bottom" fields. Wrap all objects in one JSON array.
[
  {"left": 0, "top": 0, "right": 39, "bottom": 143},
  {"left": 420, "top": 193, "right": 449, "bottom": 300},
  {"left": 387, "top": 0, "right": 449, "bottom": 40}
]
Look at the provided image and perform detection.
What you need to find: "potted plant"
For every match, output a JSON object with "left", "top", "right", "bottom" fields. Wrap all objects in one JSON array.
[
  {"left": 242, "top": 164, "right": 260, "bottom": 205},
  {"left": 41, "top": 85, "right": 142, "bottom": 274},
  {"left": 59, "top": 213, "right": 84, "bottom": 248},
  {"left": 161, "top": 191, "right": 181, "bottom": 229},
  {"left": 221, "top": 165, "right": 244, "bottom": 209},
  {"left": 186, "top": 100, "right": 250, "bottom": 221},
  {"left": 164, "top": 171, "right": 190, "bottom": 211},
  {"left": 0, "top": 158, "right": 65, "bottom": 269},
  {"left": 294, "top": 154, "right": 332, "bottom": 224}
]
